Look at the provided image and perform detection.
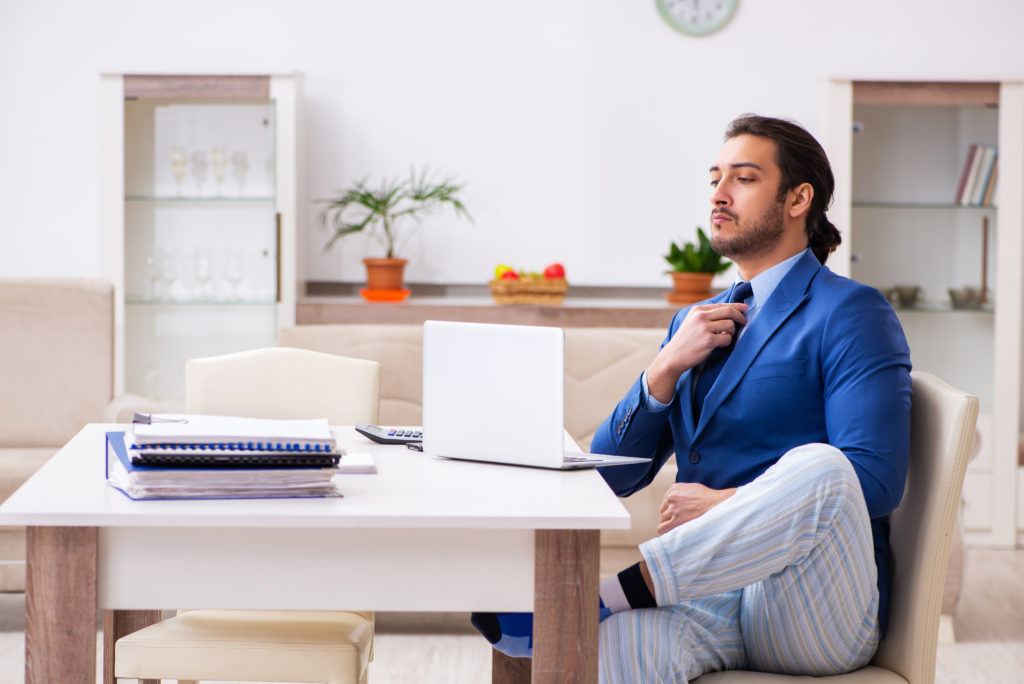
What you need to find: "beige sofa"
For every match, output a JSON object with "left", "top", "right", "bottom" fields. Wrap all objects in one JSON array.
[
  {"left": 279, "top": 323, "right": 677, "bottom": 577},
  {"left": 279, "top": 322, "right": 967, "bottom": 630},
  {"left": 0, "top": 278, "right": 149, "bottom": 590}
]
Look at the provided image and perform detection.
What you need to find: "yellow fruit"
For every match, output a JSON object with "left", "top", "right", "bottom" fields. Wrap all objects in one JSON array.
[{"left": 494, "top": 264, "right": 514, "bottom": 279}]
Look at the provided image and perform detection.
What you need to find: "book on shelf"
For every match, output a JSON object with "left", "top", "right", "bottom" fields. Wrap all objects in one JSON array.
[
  {"left": 971, "top": 146, "right": 998, "bottom": 206},
  {"left": 956, "top": 144, "right": 998, "bottom": 206},
  {"left": 974, "top": 145, "right": 995, "bottom": 205},
  {"left": 106, "top": 430, "right": 344, "bottom": 500},
  {"left": 982, "top": 157, "right": 999, "bottom": 206},
  {"left": 955, "top": 143, "right": 980, "bottom": 205}
]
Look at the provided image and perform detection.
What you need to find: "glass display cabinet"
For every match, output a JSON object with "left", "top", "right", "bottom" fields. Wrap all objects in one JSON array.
[
  {"left": 100, "top": 74, "right": 299, "bottom": 408},
  {"left": 827, "top": 80, "right": 1023, "bottom": 548}
]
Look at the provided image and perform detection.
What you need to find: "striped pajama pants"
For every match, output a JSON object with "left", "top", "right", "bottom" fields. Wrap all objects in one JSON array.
[{"left": 599, "top": 443, "right": 880, "bottom": 683}]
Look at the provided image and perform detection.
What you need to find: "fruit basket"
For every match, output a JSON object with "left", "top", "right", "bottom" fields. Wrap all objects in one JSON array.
[{"left": 489, "top": 278, "right": 569, "bottom": 305}]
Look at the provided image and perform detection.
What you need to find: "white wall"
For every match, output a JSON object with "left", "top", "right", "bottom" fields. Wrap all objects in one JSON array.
[{"left": 3, "top": 0, "right": 1024, "bottom": 286}]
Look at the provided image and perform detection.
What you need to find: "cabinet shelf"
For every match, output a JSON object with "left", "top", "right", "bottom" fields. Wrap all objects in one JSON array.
[
  {"left": 890, "top": 303, "right": 994, "bottom": 314},
  {"left": 126, "top": 299, "right": 278, "bottom": 307},
  {"left": 125, "top": 196, "right": 275, "bottom": 204},
  {"left": 852, "top": 201, "right": 996, "bottom": 210}
]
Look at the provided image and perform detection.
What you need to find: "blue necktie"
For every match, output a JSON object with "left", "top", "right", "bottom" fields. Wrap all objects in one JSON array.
[{"left": 693, "top": 281, "right": 753, "bottom": 421}]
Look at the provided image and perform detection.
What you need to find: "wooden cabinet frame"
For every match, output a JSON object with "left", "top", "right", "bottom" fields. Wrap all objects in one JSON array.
[
  {"left": 825, "top": 79, "right": 1022, "bottom": 548},
  {"left": 99, "top": 73, "right": 300, "bottom": 402}
]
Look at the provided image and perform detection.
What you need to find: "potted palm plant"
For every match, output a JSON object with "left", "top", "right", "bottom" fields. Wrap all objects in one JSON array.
[
  {"left": 663, "top": 227, "right": 732, "bottom": 305},
  {"left": 318, "top": 168, "right": 471, "bottom": 301}
]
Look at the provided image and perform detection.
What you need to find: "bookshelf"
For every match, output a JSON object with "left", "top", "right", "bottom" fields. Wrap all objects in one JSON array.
[
  {"left": 826, "top": 80, "right": 1023, "bottom": 548},
  {"left": 99, "top": 74, "right": 300, "bottom": 408}
]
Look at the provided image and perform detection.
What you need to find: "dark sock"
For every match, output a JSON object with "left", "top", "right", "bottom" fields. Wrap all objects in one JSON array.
[
  {"left": 599, "top": 562, "right": 657, "bottom": 614},
  {"left": 618, "top": 563, "right": 657, "bottom": 608}
]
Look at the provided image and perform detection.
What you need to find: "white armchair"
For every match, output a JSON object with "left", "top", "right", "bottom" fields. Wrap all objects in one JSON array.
[
  {"left": 693, "top": 371, "right": 978, "bottom": 683},
  {"left": 113, "top": 346, "right": 381, "bottom": 684}
]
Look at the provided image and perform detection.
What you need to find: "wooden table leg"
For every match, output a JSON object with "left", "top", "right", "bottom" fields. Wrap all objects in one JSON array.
[
  {"left": 493, "top": 649, "right": 533, "bottom": 683},
  {"left": 531, "top": 529, "right": 600, "bottom": 684},
  {"left": 25, "top": 526, "right": 97, "bottom": 684},
  {"left": 103, "top": 609, "right": 163, "bottom": 684}
]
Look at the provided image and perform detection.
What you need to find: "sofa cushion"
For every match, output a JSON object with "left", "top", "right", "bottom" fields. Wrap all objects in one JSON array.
[
  {"left": 0, "top": 447, "right": 56, "bottom": 504},
  {"left": 279, "top": 324, "right": 424, "bottom": 426},
  {"left": 0, "top": 279, "right": 114, "bottom": 448},
  {"left": 0, "top": 447, "right": 55, "bottom": 591},
  {"left": 562, "top": 327, "right": 664, "bottom": 450}
]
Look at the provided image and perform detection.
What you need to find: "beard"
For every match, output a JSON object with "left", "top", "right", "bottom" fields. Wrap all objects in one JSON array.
[{"left": 710, "top": 200, "right": 786, "bottom": 261}]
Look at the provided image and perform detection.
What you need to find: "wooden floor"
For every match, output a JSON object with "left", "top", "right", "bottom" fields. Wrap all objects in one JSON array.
[{"left": 0, "top": 548, "right": 1021, "bottom": 683}]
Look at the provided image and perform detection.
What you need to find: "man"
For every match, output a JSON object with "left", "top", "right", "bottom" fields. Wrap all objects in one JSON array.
[{"left": 473, "top": 115, "right": 911, "bottom": 683}]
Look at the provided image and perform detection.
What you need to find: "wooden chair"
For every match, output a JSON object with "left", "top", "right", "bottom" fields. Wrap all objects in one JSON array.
[{"left": 113, "top": 346, "right": 381, "bottom": 684}]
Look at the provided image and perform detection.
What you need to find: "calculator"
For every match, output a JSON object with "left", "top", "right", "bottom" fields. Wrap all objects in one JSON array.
[{"left": 355, "top": 422, "right": 423, "bottom": 445}]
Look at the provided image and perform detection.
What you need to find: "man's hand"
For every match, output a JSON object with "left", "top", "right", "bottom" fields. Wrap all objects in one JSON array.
[
  {"left": 658, "top": 482, "right": 737, "bottom": 535},
  {"left": 646, "top": 303, "right": 748, "bottom": 403}
]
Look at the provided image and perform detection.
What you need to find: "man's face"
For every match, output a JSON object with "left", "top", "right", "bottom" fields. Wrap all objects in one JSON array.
[{"left": 708, "top": 134, "right": 787, "bottom": 261}]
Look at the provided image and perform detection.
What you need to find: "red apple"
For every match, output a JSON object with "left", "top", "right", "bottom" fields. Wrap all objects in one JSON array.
[
  {"left": 500, "top": 270, "right": 520, "bottom": 280},
  {"left": 543, "top": 262, "right": 566, "bottom": 279}
]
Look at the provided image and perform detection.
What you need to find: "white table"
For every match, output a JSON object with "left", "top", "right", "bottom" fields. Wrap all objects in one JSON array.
[{"left": 0, "top": 424, "right": 631, "bottom": 683}]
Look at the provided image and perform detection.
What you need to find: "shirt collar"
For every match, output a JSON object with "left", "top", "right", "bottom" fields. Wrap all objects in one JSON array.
[{"left": 739, "top": 248, "right": 809, "bottom": 309}]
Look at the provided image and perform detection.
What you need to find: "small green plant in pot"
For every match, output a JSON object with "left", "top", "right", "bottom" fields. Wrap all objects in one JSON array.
[
  {"left": 663, "top": 227, "right": 731, "bottom": 305},
  {"left": 318, "top": 168, "right": 471, "bottom": 299}
]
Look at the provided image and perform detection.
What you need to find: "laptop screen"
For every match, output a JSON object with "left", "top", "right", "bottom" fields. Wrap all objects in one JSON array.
[{"left": 422, "top": 320, "right": 566, "bottom": 467}]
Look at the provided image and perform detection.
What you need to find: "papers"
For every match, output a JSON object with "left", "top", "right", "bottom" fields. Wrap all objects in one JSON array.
[
  {"left": 336, "top": 452, "right": 377, "bottom": 474},
  {"left": 106, "top": 417, "right": 377, "bottom": 499},
  {"left": 106, "top": 431, "right": 342, "bottom": 501},
  {"left": 131, "top": 413, "right": 337, "bottom": 450}
]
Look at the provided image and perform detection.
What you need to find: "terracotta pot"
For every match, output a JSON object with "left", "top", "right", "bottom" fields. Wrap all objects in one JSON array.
[
  {"left": 665, "top": 271, "right": 714, "bottom": 306},
  {"left": 362, "top": 257, "right": 408, "bottom": 291}
]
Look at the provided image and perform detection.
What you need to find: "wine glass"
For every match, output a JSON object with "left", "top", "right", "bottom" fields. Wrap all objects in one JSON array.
[
  {"left": 189, "top": 248, "right": 215, "bottom": 301},
  {"left": 223, "top": 249, "right": 246, "bottom": 301},
  {"left": 191, "top": 150, "right": 208, "bottom": 196},
  {"left": 231, "top": 151, "right": 249, "bottom": 196},
  {"left": 156, "top": 247, "right": 179, "bottom": 302},
  {"left": 169, "top": 147, "right": 188, "bottom": 197},
  {"left": 144, "top": 253, "right": 162, "bottom": 301},
  {"left": 210, "top": 147, "right": 228, "bottom": 196}
]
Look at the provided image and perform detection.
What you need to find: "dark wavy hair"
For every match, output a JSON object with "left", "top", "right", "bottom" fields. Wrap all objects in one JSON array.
[{"left": 725, "top": 115, "right": 841, "bottom": 264}]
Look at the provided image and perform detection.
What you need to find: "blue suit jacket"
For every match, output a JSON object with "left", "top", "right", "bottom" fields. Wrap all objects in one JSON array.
[{"left": 592, "top": 250, "right": 912, "bottom": 631}]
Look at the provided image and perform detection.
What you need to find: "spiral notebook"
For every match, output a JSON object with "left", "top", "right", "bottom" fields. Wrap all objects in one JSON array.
[
  {"left": 129, "top": 413, "right": 341, "bottom": 468},
  {"left": 106, "top": 431, "right": 342, "bottom": 500}
]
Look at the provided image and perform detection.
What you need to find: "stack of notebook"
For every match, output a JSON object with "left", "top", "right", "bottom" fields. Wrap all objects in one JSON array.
[{"left": 106, "top": 414, "right": 345, "bottom": 500}]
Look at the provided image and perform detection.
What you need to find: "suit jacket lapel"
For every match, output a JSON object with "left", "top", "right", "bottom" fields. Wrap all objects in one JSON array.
[{"left": 694, "top": 251, "right": 821, "bottom": 437}]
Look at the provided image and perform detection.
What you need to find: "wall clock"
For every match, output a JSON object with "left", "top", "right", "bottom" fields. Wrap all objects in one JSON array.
[{"left": 656, "top": 0, "right": 739, "bottom": 36}]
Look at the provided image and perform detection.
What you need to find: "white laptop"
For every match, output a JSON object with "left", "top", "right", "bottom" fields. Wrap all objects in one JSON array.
[{"left": 421, "top": 320, "right": 651, "bottom": 470}]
